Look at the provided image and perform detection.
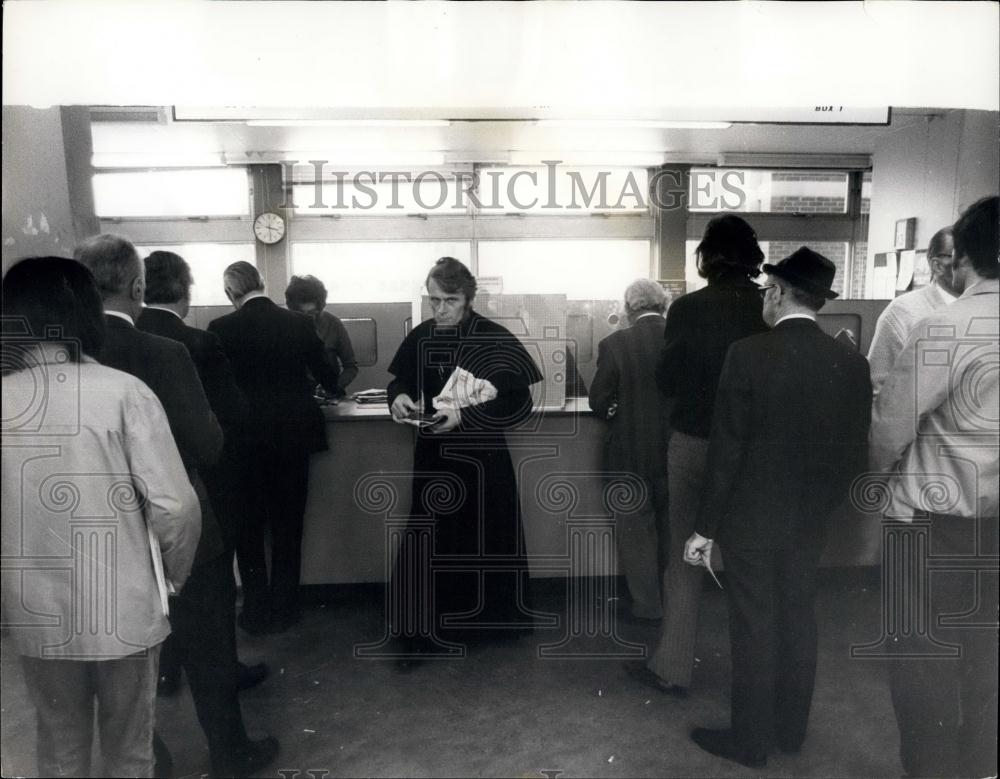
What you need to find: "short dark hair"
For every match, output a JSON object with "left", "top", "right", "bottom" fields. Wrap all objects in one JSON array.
[
  {"left": 285, "top": 275, "right": 328, "bottom": 310},
  {"left": 143, "top": 251, "right": 193, "bottom": 304},
  {"left": 696, "top": 214, "right": 765, "bottom": 282},
  {"left": 73, "top": 234, "right": 141, "bottom": 300},
  {"left": 426, "top": 257, "right": 477, "bottom": 300},
  {"left": 953, "top": 196, "right": 999, "bottom": 279},
  {"left": 222, "top": 261, "right": 264, "bottom": 299},
  {"left": 2, "top": 256, "right": 106, "bottom": 371}
]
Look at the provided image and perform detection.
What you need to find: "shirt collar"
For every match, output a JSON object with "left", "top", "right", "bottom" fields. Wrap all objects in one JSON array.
[
  {"left": 144, "top": 304, "right": 185, "bottom": 320},
  {"left": 931, "top": 280, "right": 958, "bottom": 305},
  {"left": 635, "top": 312, "right": 663, "bottom": 322},
  {"left": 775, "top": 312, "right": 817, "bottom": 325},
  {"left": 105, "top": 310, "right": 134, "bottom": 326},
  {"left": 960, "top": 278, "right": 1000, "bottom": 298},
  {"left": 240, "top": 291, "right": 268, "bottom": 305}
]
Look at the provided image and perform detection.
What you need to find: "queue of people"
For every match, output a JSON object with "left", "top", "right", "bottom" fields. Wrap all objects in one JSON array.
[{"left": 1, "top": 195, "right": 997, "bottom": 777}]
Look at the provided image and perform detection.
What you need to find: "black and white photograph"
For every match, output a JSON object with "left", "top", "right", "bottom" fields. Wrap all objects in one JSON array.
[{"left": 2, "top": 2, "right": 998, "bottom": 777}]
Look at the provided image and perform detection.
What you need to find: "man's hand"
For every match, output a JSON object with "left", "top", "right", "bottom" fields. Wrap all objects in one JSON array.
[
  {"left": 430, "top": 405, "right": 462, "bottom": 433},
  {"left": 683, "top": 532, "right": 713, "bottom": 568},
  {"left": 390, "top": 393, "right": 418, "bottom": 423}
]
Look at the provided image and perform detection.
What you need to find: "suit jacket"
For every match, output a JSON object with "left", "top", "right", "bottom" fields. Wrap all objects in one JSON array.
[
  {"left": 99, "top": 314, "right": 224, "bottom": 566},
  {"left": 589, "top": 314, "right": 673, "bottom": 480},
  {"left": 136, "top": 307, "right": 248, "bottom": 437},
  {"left": 695, "top": 318, "right": 872, "bottom": 550},
  {"left": 208, "top": 297, "right": 340, "bottom": 455},
  {"left": 655, "top": 276, "right": 768, "bottom": 439},
  {"left": 137, "top": 307, "right": 250, "bottom": 549}
]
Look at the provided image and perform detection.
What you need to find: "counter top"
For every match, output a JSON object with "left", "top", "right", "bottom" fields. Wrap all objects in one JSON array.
[{"left": 322, "top": 396, "right": 596, "bottom": 421}]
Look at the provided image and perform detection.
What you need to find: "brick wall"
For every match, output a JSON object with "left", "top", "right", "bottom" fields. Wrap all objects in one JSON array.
[{"left": 770, "top": 195, "right": 847, "bottom": 213}]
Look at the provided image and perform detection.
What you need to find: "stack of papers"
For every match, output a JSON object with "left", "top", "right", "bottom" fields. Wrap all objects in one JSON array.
[{"left": 352, "top": 389, "right": 388, "bottom": 405}]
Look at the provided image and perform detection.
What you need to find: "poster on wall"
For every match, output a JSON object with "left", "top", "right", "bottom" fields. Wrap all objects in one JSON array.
[
  {"left": 872, "top": 251, "right": 898, "bottom": 298},
  {"left": 896, "top": 249, "right": 916, "bottom": 292}
]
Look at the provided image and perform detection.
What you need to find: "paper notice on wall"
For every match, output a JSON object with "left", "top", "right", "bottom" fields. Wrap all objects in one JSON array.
[
  {"left": 870, "top": 252, "right": 898, "bottom": 299},
  {"left": 896, "top": 250, "right": 916, "bottom": 292}
]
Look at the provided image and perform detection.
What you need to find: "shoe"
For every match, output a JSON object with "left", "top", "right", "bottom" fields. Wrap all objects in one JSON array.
[
  {"left": 211, "top": 736, "right": 280, "bottom": 778},
  {"left": 237, "top": 662, "right": 270, "bottom": 691},
  {"left": 156, "top": 671, "right": 181, "bottom": 697},
  {"left": 622, "top": 660, "right": 688, "bottom": 697},
  {"left": 777, "top": 740, "right": 802, "bottom": 754},
  {"left": 237, "top": 612, "right": 271, "bottom": 636},
  {"left": 690, "top": 727, "right": 766, "bottom": 769}
]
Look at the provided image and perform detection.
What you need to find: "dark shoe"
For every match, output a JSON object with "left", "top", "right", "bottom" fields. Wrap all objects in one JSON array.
[
  {"left": 237, "top": 612, "right": 271, "bottom": 636},
  {"left": 691, "top": 727, "right": 766, "bottom": 769},
  {"left": 622, "top": 660, "right": 688, "bottom": 697},
  {"left": 211, "top": 736, "right": 280, "bottom": 778},
  {"left": 777, "top": 740, "right": 802, "bottom": 754},
  {"left": 156, "top": 671, "right": 181, "bottom": 697},
  {"left": 237, "top": 662, "right": 270, "bottom": 691}
]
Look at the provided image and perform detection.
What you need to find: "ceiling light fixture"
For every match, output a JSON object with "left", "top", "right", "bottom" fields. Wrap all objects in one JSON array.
[
  {"left": 536, "top": 120, "right": 732, "bottom": 130},
  {"left": 245, "top": 119, "right": 451, "bottom": 128}
]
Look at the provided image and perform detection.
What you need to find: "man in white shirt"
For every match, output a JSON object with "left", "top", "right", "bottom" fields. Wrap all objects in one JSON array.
[
  {"left": 867, "top": 227, "right": 959, "bottom": 395},
  {"left": 870, "top": 195, "right": 999, "bottom": 778}
]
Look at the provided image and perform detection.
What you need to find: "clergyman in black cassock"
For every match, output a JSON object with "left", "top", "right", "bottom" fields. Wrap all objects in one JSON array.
[{"left": 386, "top": 265, "right": 542, "bottom": 659}]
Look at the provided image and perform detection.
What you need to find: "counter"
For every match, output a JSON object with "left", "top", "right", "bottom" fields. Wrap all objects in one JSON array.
[{"left": 301, "top": 400, "right": 881, "bottom": 584}]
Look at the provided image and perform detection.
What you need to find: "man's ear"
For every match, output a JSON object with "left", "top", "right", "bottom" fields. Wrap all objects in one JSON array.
[{"left": 130, "top": 274, "right": 145, "bottom": 303}]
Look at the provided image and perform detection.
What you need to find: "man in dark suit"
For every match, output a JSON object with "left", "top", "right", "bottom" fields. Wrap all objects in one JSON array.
[
  {"left": 74, "top": 236, "right": 278, "bottom": 777},
  {"left": 209, "top": 261, "right": 340, "bottom": 633},
  {"left": 684, "top": 248, "right": 872, "bottom": 768},
  {"left": 589, "top": 278, "right": 672, "bottom": 621}
]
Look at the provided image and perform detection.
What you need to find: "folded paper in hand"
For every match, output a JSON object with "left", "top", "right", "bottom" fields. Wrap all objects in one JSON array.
[{"left": 433, "top": 367, "right": 498, "bottom": 410}]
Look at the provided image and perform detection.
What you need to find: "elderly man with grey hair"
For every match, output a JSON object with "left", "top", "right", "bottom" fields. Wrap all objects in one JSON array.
[{"left": 589, "top": 278, "right": 673, "bottom": 621}]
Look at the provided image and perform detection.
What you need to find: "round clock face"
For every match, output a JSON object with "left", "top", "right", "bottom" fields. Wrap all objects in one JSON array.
[{"left": 253, "top": 212, "right": 285, "bottom": 244}]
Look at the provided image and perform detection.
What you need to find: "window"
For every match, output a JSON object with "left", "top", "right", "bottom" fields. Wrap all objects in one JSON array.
[
  {"left": 688, "top": 169, "right": 849, "bottom": 214},
  {"left": 290, "top": 176, "right": 469, "bottom": 215},
  {"left": 291, "top": 242, "right": 472, "bottom": 304},
  {"left": 134, "top": 243, "right": 256, "bottom": 306},
  {"left": 475, "top": 167, "right": 649, "bottom": 214},
  {"left": 94, "top": 169, "right": 250, "bottom": 218},
  {"left": 684, "top": 240, "right": 849, "bottom": 297},
  {"left": 478, "top": 240, "right": 651, "bottom": 300}
]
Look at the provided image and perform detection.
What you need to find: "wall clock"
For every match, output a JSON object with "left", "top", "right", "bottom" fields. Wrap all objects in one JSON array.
[{"left": 253, "top": 211, "right": 285, "bottom": 244}]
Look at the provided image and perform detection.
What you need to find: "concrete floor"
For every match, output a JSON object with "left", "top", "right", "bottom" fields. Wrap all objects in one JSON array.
[{"left": 1, "top": 570, "right": 902, "bottom": 778}]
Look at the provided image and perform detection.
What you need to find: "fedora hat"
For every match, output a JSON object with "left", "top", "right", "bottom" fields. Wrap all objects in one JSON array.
[{"left": 762, "top": 247, "right": 839, "bottom": 299}]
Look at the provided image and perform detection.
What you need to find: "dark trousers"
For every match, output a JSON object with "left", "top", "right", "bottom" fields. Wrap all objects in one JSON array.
[
  {"left": 722, "top": 541, "right": 825, "bottom": 756},
  {"left": 163, "top": 553, "right": 248, "bottom": 761},
  {"left": 21, "top": 647, "right": 160, "bottom": 777},
  {"left": 887, "top": 514, "right": 999, "bottom": 778},
  {"left": 236, "top": 449, "right": 311, "bottom": 619}
]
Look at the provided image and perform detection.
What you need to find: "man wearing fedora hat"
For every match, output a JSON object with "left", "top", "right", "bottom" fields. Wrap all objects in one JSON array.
[{"left": 683, "top": 247, "right": 873, "bottom": 768}]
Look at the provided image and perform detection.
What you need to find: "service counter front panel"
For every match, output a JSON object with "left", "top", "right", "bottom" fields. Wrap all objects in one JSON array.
[{"left": 301, "top": 399, "right": 882, "bottom": 585}]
